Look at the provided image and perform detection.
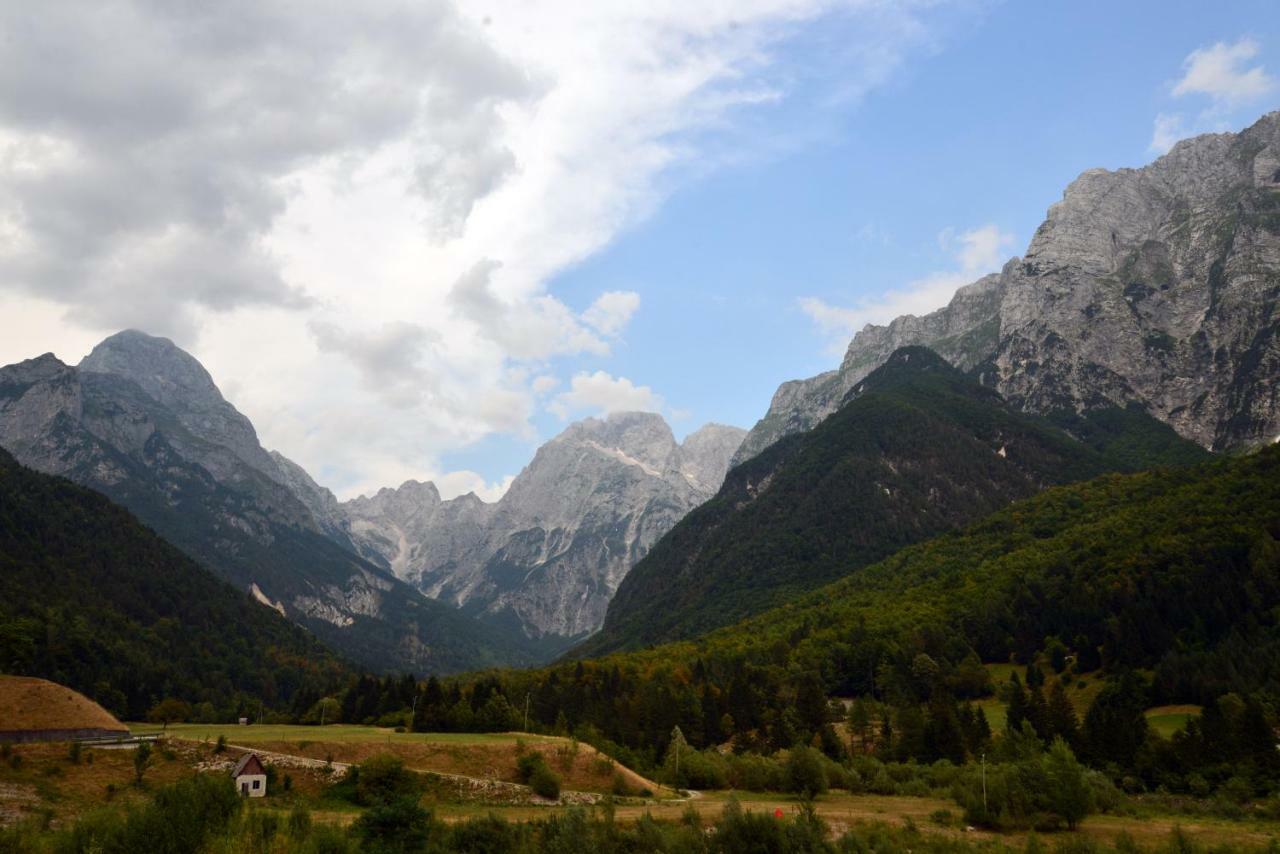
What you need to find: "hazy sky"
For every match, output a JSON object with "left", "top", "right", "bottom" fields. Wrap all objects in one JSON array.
[{"left": 0, "top": 1, "right": 1276, "bottom": 499}]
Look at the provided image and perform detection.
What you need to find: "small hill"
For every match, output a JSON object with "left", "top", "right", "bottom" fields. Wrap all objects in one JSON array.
[
  {"left": 0, "top": 447, "right": 350, "bottom": 720},
  {"left": 0, "top": 676, "right": 127, "bottom": 741},
  {"left": 579, "top": 346, "right": 1208, "bottom": 656}
]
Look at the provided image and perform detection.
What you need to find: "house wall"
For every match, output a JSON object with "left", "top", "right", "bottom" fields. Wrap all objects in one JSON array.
[{"left": 236, "top": 773, "right": 267, "bottom": 798}]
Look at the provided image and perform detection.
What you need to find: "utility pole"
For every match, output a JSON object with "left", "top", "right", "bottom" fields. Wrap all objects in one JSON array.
[
  {"left": 981, "top": 753, "right": 987, "bottom": 814},
  {"left": 320, "top": 701, "right": 326, "bottom": 728},
  {"left": 523, "top": 693, "right": 531, "bottom": 733},
  {"left": 411, "top": 693, "right": 419, "bottom": 730},
  {"left": 671, "top": 725, "right": 683, "bottom": 785}
]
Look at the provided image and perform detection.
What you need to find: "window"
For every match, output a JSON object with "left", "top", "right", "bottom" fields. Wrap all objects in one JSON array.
[{"left": 252, "top": 779, "right": 261, "bottom": 790}]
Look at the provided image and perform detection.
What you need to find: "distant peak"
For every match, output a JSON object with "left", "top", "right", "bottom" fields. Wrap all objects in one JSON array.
[
  {"left": 79, "top": 329, "right": 223, "bottom": 407},
  {"left": 0, "top": 352, "right": 72, "bottom": 384}
]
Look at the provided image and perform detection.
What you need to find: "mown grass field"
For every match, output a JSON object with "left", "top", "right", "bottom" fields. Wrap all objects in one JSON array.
[
  {"left": 128, "top": 723, "right": 548, "bottom": 746},
  {"left": 131, "top": 723, "right": 672, "bottom": 799},
  {"left": 288, "top": 787, "right": 1280, "bottom": 851},
  {"left": 976, "top": 666, "right": 1196, "bottom": 736},
  {"left": 5, "top": 734, "right": 1279, "bottom": 851}
]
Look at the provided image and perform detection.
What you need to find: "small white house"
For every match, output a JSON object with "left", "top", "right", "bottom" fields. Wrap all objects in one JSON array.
[{"left": 232, "top": 753, "right": 267, "bottom": 798}]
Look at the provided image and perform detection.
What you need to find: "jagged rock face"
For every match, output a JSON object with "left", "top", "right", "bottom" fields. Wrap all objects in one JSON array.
[
  {"left": 80, "top": 331, "right": 285, "bottom": 484},
  {"left": 341, "top": 413, "right": 746, "bottom": 643},
  {"left": 0, "top": 335, "right": 529, "bottom": 674},
  {"left": 736, "top": 111, "right": 1280, "bottom": 464}
]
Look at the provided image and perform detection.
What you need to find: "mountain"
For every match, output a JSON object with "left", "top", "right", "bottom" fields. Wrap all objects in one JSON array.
[
  {"left": 734, "top": 110, "right": 1280, "bottom": 466},
  {"left": 336, "top": 414, "right": 746, "bottom": 650},
  {"left": 0, "top": 446, "right": 349, "bottom": 720},
  {"left": 578, "top": 347, "right": 1208, "bottom": 657},
  {"left": 463, "top": 443, "right": 1280, "bottom": 761},
  {"left": 0, "top": 331, "right": 531, "bottom": 675}
]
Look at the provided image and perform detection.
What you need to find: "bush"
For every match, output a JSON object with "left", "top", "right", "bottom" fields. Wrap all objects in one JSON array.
[
  {"left": 529, "top": 765, "right": 562, "bottom": 800},
  {"left": 952, "top": 738, "right": 1095, "bottom": 831},
  {"left": 785, "top": 746, "right": 828, "bottom": 797},
  {"left": 516, "top": 752, "right": 548, "bottom": 784},
  {"left": 56, "top": 774, "right": 241, "bottom": 854},
  {"left": 352, "top": 797, "right": 433, "bottom": 853},
  {"left": 348, "top": 755, "right": 420, "bottom": 807}
]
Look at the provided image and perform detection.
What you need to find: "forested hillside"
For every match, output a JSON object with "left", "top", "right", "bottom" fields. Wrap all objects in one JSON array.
[
  {"left": 582, "top": 347, "right": 1208, "bottom": 656},
  {"left": 0, "top": 448, "right": 350, "bottom": 720},
  {"left": 428, "top": 443, "right": 1280, "bottom": 771}
]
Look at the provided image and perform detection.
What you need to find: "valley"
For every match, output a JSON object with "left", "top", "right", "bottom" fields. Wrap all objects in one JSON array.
[{"left": 2, "top": 8, "right": 1280, "bottom": 849}]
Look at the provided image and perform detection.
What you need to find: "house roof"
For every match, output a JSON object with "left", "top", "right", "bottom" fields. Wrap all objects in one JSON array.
[{"left": 232, "top": 753, "right": 265, "bottom": 777}]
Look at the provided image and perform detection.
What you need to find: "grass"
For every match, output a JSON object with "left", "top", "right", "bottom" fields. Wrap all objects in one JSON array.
[
  {"left": 130, "top": 724, "right": 671, "bottom": 799},
  {"left": 128, "top": 723, "right": 548, "bottom": 746},
  {"left": 978, "top": 666, "right": 1194, "bottom": 736},
  {"left": 1145, "top": 705, "right": 1203, "bottom": 738},
  {"left": 0, "top": 676, "right": 126, "bottom": 734}
]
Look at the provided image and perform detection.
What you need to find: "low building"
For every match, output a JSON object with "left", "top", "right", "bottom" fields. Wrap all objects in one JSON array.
[{"left": 232, "top": 753, "right": 267, "bottom": 798}]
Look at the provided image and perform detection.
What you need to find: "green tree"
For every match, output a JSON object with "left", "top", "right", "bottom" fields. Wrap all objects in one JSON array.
[
  {"left": 1083, "top": 674, "right": 1148, "bottom": 766},
  {"left": 1043, "top": 738, "right": 1092, "bottom": 829},
  {"left": 147, "top": 697, "right": 192, "bottom": 730},
  {"left": 1046, "top": 681, "right": 1079, "bottom": 746},
  {"left": 133, "top": 740, "right": 152, "bottom": 786},
  {"left": 785, "top": 745, "right": 828, "bottom": 797}
]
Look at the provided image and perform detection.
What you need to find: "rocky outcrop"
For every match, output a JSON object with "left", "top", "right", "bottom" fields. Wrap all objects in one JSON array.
[
  {"left": 341, "top": 413, "right": 745, "bottom": 645},
  {"left": 736, "top": 111, "right": 1280, "bottom": 465},
  {"left": 0, "top": 335, "right": 531, "bottom": 674}
]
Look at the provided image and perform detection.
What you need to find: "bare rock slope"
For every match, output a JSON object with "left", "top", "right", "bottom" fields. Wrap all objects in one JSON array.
[{"left": 736, "top": 111, "right": 1280, "bottom": 465}]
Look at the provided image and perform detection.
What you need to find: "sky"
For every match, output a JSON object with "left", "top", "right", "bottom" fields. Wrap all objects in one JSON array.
[{"left": 0, "top": 1, "right": 1276, "bottom": 500}]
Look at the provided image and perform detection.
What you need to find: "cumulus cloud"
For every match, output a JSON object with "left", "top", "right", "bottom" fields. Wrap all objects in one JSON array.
[
  {"left": 1173, "top": 38, "right": 1275, "bottom": 105},
  {"left": 0, "top": 1, "right": 975, "bottom": 496},
  {"left": 310, "top": 321, "right": 440, "bottom": 409},
  {"left": 1150, "top": 37, "right": 1275, "bottom": 153},
  {"left": 800, "top": 224, "right": 1013, "bottom": 351},
  {"left": 549, "top": 371, "right": 664, "bottom": 419},
  {"left": 0, "top": 1, "right": 529, "bottom": 338},
  {"left": 582, "top": 291, "right": 642, "bottom": 337},
  {"left": 446, "top": 259, "right": 622, "bottom": 359}
]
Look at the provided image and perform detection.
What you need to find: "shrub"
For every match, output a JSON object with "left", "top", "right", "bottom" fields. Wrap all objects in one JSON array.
[
  {"left": 67, "top": 741, "right": 81, "bottom": 764},
  {"left": 516, "top": 752, "right": 548, "bottom": 784},
  {"left": 530, "top": 765, "right": 562, "bottom": 800},
  {"left": 133, "top": 741, "right": 151, "bottom": 786},
  {"left": 352, "top": 797, "right": 433, "bottom": 852},
  {"left": 785, "top": 746, "right": 828, "bottom": 797},
  {"left": 351, "top": 755, "right": 419, "bottom": 807},
  {"left": 952, "top": 737, "right": 1095, "bottom": 831}
]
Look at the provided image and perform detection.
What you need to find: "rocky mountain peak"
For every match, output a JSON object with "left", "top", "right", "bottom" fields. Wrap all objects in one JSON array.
[
  {"left": 737, "top": 110, "right": 1280, "bottom": 464},
  {"left": 554, "top": 411, "right": 679, "bottom": 473},
  {"left": 678, "top": 423, "right": 747, "bottom": 491},
  {"left": 80, "top": 330, "right": 224, "bottom": 410},
  {"left": 78, "top": 330, "right": 282, "bottom": 480}
]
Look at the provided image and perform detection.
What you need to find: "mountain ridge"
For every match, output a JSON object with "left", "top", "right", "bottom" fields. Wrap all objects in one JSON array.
[
  {"left": 578, "top": 345, "right": 1209, "bottom": 657},
  {"left": 734, "top": 110, "right": 1280, "bottom": 465}
]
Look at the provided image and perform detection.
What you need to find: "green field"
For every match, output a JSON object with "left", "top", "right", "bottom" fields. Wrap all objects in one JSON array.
[{"left": 129, "top": 723, "right": 554, "bottom": 746}]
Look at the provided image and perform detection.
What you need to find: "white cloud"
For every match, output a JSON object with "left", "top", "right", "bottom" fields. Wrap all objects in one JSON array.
[
  {"left": 582, "top": 291, "right": 641, "bottom": 338},
  {"left": 531, "top": 375, "right": 561, "bottom": 395},
  {"left": 800, "top": 224, "right": 1013, "bottom": 351},
  {"left": 550, "top": 371, "right": 664, "bottom": 419},
  {"left": 1150, "top": 38, "right": 1275, "bottom": 154},
  {"left": 435, "top": 471, "right": 517, "bottom": 502},
  {"left": 1172, "top": 38, "right": 1275, "bottom": 105},
  {"left": 0, "top": 1, "right": 974, "bottom": 496}
]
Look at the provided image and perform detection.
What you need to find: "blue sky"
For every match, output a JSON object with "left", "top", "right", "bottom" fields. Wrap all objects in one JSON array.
[{"left": 439, "top": 0, "right": 1280, "bottom": 484}]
